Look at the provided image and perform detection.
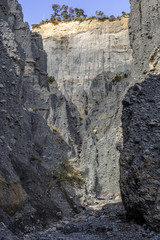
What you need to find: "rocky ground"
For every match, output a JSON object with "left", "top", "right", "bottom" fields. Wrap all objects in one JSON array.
[{"left": 2, "top": 199, "right": 160, "bottom": 240}]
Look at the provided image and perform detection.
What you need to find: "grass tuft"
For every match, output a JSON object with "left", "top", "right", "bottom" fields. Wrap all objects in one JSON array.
[{"left": 50, "top": 159, "right": 85, "bottom": 187}]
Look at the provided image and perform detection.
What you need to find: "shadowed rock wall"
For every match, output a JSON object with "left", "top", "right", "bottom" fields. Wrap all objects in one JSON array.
[
  {"left": 120, "top": 0, "right": 160, "bottom": 231},
  {"left": 0, "top": 0, "right": 82, "bottom": 235}
]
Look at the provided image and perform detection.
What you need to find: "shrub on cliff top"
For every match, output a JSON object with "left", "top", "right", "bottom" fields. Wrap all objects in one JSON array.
[{"left": 31, "top": 5, "right": 130, "bottom": 28}]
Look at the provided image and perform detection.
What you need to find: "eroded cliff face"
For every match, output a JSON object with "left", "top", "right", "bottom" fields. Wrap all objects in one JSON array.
[
  {"left": 32, "top": 17, "right": 133, "bottom": 202},
  {"left": 120, "top": 0, "right": 160, "bottom": 231},
  {"left": 129, "top": 0, "right": 160, "bottom": 81},
  {"left": 3, "top": 0, "right": 160, "bottom": 236},
  {"left": 33, "top": 18, "right": 132, "bottom": 115},
  {"left": 0, "top": 0, "right": 82, "bottom": 235}
]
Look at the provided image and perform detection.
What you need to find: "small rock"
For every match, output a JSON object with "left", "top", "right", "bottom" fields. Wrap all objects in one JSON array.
[
  {"left": 56, "top": 212, "right": 62, "bottom": 218},
  {"left": 147, "top": 121, "right": 158, "bottom": 127},
  {"left": 0, "top": 136, "right": 5, "bottom": 140},
  {"left": 0, "top": 109, "right": 7, "bottom": 113},
  {"left": 0, "top": 99, "right": 6, "bottom": 103},
  {"left": 115, "top": 195, "right": 120, "bottom": 201},
  {"left": 88, "top": 216, "right": 95, "bottom": 221}
]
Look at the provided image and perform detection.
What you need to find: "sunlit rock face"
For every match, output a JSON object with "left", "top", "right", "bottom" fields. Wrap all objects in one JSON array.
[
  {"left": 33, "top": 18, "right": 133, "bottom": 202},
  {"left": 33, "top": 17, "right": 132, "bottom": 115}
]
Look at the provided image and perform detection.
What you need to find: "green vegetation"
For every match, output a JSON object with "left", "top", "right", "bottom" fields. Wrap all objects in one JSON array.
[
  {"left": 49, "top": 124, "right": 62, "bottom": 136},
  {"left": 95, "top": 10, "right": 105, "bottom": 18},
  {"left": 112, "top": 72, "right": 129, "bottom": 83},
  {"left": 91, "top": 126, "right": 96, "bottom": 131},
  {"left": 50, "top": 159, "right": 85, "bottom": 187},
  {"left": 32, "top": 108, "right": 37, "bottom": 112},
  {"left": 51, "top": 4, "right": 87, "bottom": 21},
  {"left": 48, "top": 76, "right": 55, "bottom": 84},
  {"left": 122, "top": 11, "right": 127, "bottom": 16},
  {"left": 90, "top": 125, "right": 98, "bottom": 134},
  {"left": 32, "top": 7, "right": 130, "bottom": 28},
  {"left": 30, "top": 156, "right": 43, "bottom": 163},
  {"left": 109, "top": 15, "right": 116, "bottom": 22},
  {"left": 52, "top": 4, "right": 61, "bottom": 18}
]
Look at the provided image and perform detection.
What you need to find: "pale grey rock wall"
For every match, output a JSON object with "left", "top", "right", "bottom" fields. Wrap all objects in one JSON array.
[
  {"left": 80, "top": 73, "right": 130, "bottom": 202},
  {"left": 34, "top": 19, "right": 132, "bottom": 115},
  {"left": 33, "top": 19, "right": 133, "bottom": 202}
]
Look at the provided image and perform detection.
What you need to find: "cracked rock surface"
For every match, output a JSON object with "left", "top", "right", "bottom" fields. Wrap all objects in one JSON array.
[
  {"left": 120, "top": 0, "right": 160, "bottom": 232},
  {"left": 33, "top": 16, "right": 134, "bottom": 202},
  {"left": 120, "top": 75, "right": 160, "bottom": 231},
  {"left": 0, "top": 0, "right": 82, "bottom": 236}
]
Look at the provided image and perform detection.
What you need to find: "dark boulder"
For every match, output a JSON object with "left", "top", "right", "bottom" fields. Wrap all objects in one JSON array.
[{"left": 120, "top": 75, "right": 160, "bottom": 231}]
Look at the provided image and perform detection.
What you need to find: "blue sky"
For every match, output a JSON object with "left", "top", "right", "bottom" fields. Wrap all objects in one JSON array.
[{"left": 18, "top": 0, "right": 130, "bottom": 28}]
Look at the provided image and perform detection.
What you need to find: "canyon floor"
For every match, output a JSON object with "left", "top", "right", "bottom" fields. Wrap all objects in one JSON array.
[{"left": 3, "top": 199, "right": 160, "bottom": 240}]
